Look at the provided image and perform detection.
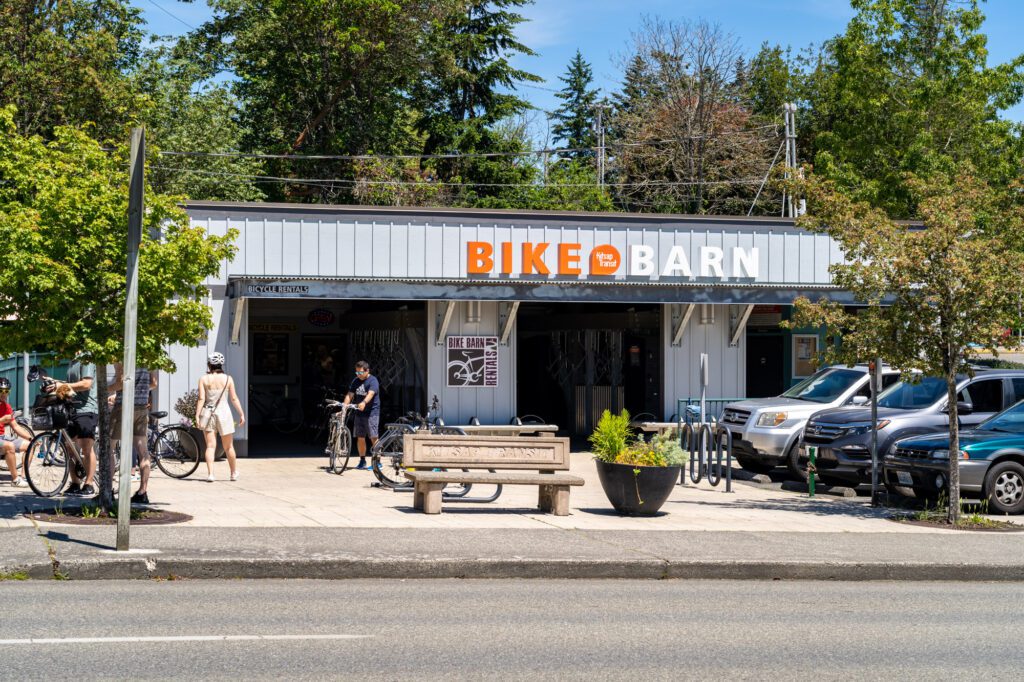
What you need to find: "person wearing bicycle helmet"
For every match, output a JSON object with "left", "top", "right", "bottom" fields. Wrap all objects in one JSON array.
[
  {"left": 343, "top": 360, "right": 380, "bottom": 470},
  {"left": 0, "top": 377, "right": 30, "bottom": 487},
  {"left": 196, "top": 351, "right": 244, "bottom": 482}
]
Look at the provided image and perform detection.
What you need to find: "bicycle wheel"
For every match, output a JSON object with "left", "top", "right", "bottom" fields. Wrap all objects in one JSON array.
[
  {"left": 154, "top": 426, "right": 201, "bottom": 479},
  {"left": 25, "top": 432, "right": 70, "bottom": 497},
  {"left": 371, "top": 430, "right": 412, "bottom": 488},
  {"left": 333, "top": 427, "right": 353, "bottom": 475},
  {"left": 270, "top": 398, "right": 305, "bottom": 434}
]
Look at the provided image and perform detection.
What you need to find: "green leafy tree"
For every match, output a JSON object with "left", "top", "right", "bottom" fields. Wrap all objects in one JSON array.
[
  {"left": 0, "top": 0, "right": 148, "bottom": 141},
  {"left": 528, "top": 160, "right": 613, "bottom": 212},
  {"left": 798, "top": 0, "right": 1024, "bottom": 218},
  {"left": 550, "top": 50, "right": 599, "bottom": 159},
  {"left": 180, "top": 0, "right": 457, "bottom": 202},
  {"left": 787, "top": 165, "right": 1024, "bottom": 523},
  {"left": 137, "top": 48, "right": 266, "bottom": 202},
  {"left": 0, "top": 107, "right": 237, "bottom": 508},
  {"left": 745, "top": 42, "right": 798, "bottom": 121}
]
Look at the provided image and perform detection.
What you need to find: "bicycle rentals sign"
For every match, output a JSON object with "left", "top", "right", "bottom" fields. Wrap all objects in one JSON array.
[{"left": 446, "top": 336, "right": 498, "bottom": 388}]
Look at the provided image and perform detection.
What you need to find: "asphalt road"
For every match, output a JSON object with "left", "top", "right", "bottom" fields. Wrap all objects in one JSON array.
[{"left": 1, "top": 579, "right": 1021, "bottom": 680}]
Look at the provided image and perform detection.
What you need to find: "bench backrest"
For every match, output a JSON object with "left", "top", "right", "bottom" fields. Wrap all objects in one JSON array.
[{"left": 403, "top": 434, "right": 570, "bottom": 471}]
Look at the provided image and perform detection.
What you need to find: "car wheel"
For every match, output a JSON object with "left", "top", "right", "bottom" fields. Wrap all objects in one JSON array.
[
  {"left": 735, "top": 456, "right": 774, "bottom": 475},
  {"left": 786, "top": 443, "right": 808, "bottom": 481},
  {"left": 984, "top": 461, "right": 1024, "bottom": 515}
]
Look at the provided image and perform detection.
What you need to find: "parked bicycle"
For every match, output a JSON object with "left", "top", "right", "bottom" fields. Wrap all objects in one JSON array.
[
  {"left": 370, "top": 395, "right": 470, "bottom": 491},
  {"left": 23, "top": 388, "right": 87, "bottom": 497},
  {"left": 323, "top": 401, "right": 355, "bottom": 474},
  {"left": 249, "top": 387, "right": 304, "bottom": 434},
  {"left": 114, "top": 411, "right": 202, "bottom": 480}
]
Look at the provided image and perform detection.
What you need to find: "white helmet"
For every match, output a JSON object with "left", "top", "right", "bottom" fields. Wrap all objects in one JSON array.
[{"left": 208, "top": 352, "right": 225, "bottom": 367}]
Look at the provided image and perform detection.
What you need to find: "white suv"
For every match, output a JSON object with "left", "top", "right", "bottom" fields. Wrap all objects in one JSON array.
[{"left": 721, "top": 365, "right": 899, "bottom": 479}]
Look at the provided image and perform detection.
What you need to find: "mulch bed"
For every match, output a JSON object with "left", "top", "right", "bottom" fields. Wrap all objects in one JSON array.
[
  {"left": 23, "top": 507, "right": 192, "bottom": 526},
  {"left": 892, "top": 515, "right": 1024, "bottom": 532}
]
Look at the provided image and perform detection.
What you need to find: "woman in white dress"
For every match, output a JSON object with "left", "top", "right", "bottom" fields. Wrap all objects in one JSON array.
[{"left": 195, "top": 352, "right": 245, "bottom": 482}]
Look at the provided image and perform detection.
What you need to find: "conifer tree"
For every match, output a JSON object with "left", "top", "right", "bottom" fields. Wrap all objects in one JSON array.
[{"left": 550, "top": 50, "right": 599, "bottom": 159}]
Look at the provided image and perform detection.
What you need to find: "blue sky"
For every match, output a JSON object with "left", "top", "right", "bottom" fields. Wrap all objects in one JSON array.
[{"left": 136, "top": 0, "right": 1024, "bottom": 124}]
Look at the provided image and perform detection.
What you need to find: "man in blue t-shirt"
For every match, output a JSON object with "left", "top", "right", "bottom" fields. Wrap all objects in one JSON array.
[{"left": 343, "top": 360, "right": 380, "bottom": 469}]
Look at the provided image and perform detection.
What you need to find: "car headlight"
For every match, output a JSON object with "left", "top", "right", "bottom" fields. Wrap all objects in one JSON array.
[
  {"left": 756, "top": 412, "right": 788, "bottom": 427},
  {"left": 931, "top": 449, "right": 949, "bottom": 460}
]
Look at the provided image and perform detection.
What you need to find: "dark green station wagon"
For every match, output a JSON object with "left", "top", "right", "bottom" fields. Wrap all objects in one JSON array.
[{"left": 884, "top": 400, "right": 1024, "bottom": 515}]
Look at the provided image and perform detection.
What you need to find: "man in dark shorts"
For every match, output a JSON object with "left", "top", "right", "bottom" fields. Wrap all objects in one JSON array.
[
  {"left": 51, "top": 359, "right": 99, "bottom": 496},
  {"left": 343, "top": 360, "right": 380, "bottom": 470}
]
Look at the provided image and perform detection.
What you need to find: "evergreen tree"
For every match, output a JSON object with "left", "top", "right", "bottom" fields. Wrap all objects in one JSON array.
[
  {"left": 550, "top": 50, "right": 599, "bottom": 158},
  {"left": 412, "top": 0, "right": 541, "bottom": 206}
]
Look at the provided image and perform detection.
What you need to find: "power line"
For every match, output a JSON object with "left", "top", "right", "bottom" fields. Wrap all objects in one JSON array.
[
  {"left": 154, "top": 125, "right": 781, "bottom": 162},
  {"left": 143, "top": 0, "right": 195, "bottom": 31},
  {"left": 147, "top": 164, "right": 767, "bottom": 189}
]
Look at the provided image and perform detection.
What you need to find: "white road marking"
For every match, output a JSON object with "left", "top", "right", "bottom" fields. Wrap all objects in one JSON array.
[{"left": 0, "top": 634, "right": 370, "bottom": 645}]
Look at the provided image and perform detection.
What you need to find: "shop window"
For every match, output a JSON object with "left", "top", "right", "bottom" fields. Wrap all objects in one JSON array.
[{"left": 792, "top": 334, "right": 818, "bottom": 378}]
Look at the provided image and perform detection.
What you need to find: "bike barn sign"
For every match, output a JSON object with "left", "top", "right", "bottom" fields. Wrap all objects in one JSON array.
[
  {"left": 466, "top": 241, "right": 760, "bottom": 280},
  {"left": 446, "top": 336, "right": 498, "bottom": 388}
]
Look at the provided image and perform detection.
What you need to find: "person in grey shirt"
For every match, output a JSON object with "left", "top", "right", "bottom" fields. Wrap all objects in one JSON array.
[{"left": 52, "top": 359, "right": 100, "bottom": 497}]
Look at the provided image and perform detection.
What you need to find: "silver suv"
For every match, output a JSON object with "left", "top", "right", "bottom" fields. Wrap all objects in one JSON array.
[
  {"left": 722, "top": 365, "right": 900, "bottom": 478},
  {"left": 801, "top": 369, "right": 1024, "bottom": 488}
]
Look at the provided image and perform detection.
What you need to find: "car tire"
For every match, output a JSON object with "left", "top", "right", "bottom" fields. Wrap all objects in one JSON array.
[
  {"left": 735, "top": 456, "right": 774, "bottom": 475},
  {"left": 984, "top": 461, "right": 1024, "bottom": 515},
  {"left": 786, "top": 443, "right": 808, "bottom": 481}
]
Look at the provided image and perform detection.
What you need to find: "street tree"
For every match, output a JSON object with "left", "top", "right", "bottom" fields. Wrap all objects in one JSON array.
[
  {"left": 550, "top": 50, "right": 599, "bottom": 160},
  {"left": 787, "top": 165, "right": 1024, "bottom": 523},
  {"left": 0, "top": 107, "right": 237, "bottom": 509}
]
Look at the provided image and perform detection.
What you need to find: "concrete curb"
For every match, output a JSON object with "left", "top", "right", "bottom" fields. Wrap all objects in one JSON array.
[{"left": 7, "top": 557, "right": 1024, "bottom": 582}]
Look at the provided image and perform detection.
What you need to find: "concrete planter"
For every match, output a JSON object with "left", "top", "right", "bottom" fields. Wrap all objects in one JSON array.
[{"left": 595, "top": 460, "right": 680, "bottom": 516}]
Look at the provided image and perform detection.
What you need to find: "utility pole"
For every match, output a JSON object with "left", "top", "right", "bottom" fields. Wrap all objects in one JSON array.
[
  {"left": 782, "top": 102, "right": 797, "bottom": 218},
  {"left": 116, "top": 126, "right": 144, "bottom": 551},
  {"left": 594, "top": 102, "right": 608, "bottom": 188}
]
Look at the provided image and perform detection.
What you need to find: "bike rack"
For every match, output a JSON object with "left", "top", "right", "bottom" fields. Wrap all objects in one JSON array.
[{"left": 679, "top": 422, "right": 733, "bottom": 493}]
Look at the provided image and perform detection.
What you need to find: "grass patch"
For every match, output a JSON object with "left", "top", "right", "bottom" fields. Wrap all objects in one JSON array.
[
  {"left": 897, "top": 494, "right": 1020, "bottom": 530},
  {"left": 0, "top": 571, "right": 30, "bottom": 581}
]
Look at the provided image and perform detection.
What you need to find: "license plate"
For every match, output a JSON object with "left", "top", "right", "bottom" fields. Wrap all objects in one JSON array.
[{"left": 896, "top": 470, "right": 913, "bottom": 486}]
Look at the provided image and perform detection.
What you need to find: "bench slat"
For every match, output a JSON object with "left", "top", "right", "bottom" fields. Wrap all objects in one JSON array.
[
  {"left": 405, "top": 471, "right": 584, "bottom": 486},
  {"left": 403, "top": 434, "right": 571, "bottom": 470}
]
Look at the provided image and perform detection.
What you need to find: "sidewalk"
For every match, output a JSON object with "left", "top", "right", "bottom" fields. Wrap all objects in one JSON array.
[{"left": 2, "top": 453, "right": 1023, "bottom": 581}]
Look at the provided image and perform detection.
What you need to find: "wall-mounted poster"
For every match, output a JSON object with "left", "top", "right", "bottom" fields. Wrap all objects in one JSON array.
[
  {"left": 446, "top": 336, "right": 498, "bottom": 387},
  {"left": 253, "top": 333, "right": 289, "bottom": 376},
  {"left": 793, "top": 334, "right": 818, "bottom": 378}
]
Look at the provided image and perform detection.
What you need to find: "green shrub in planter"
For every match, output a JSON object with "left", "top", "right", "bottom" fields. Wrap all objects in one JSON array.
[{"left": 590, "top": 410, "right": 681, "bottom": 515}]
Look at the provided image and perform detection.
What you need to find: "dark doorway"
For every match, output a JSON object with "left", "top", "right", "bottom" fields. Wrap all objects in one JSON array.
[
  {"left": 516, "top": 304, "right": 662, "bottom": 435},
  {"left": 746, "top": 334, "right": 786, "bottom": 398}
]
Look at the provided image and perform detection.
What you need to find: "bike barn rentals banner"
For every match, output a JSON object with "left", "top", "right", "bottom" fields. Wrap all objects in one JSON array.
[{"left": 446, "top": 336, "right": 498, "bottom": 388}]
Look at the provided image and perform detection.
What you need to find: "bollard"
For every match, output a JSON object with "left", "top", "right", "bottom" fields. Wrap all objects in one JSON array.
[{"left": 807, "top": 445, "right": 817, "bottom": 498}]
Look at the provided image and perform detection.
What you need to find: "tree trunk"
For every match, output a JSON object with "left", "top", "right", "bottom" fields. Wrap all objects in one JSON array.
[
  {"left": 946, "top": 372, "right": 960, "bottom": 524},
  {"left": 95, "top": 365, "right": 114, "bottom": 512}
]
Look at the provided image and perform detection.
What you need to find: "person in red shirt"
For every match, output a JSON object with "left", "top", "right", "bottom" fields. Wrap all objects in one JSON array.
[{"left": 0, "top": 378, "right": 30, "bottom": 487}]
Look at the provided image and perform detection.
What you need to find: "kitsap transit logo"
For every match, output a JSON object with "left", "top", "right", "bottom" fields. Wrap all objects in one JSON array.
[{"left": 465, "top": 241, "right": 759, "bottom": 280}]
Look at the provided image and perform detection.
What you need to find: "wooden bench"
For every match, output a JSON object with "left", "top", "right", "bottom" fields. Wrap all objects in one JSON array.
[{"left": 402, "top": 434, "right": 584, "bottom": 515}]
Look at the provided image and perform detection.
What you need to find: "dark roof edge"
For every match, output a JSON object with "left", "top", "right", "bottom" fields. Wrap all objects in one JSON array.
[{"left": 182, "top": 200, "right": 798, "bottom": 227}]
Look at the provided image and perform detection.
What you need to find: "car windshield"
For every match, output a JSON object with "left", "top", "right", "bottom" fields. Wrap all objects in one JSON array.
[
  {"left": 980, "top": 401, "right": 1024, "bottom": 433},
  {"left": 877, "top": 376, "right": 947, "bottom": 410},
  {"left": 780, "top": 368, "right": 863, "bottom": 404}
]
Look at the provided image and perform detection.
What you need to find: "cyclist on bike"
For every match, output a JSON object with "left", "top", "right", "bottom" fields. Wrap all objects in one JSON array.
[
  {"left": 45, "top": 358, "right": 100, "bottom": 496},
  {"left": 343, "top": 360, "right": 379, "bottom": 470},
  {"left": 0, "top": 378, "right": 30, "bottom": 487}
]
